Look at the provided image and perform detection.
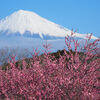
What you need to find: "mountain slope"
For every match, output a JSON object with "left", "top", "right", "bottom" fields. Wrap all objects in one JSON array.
[{"left": 0, "top": 10, "right": 97, "bottom": 39}]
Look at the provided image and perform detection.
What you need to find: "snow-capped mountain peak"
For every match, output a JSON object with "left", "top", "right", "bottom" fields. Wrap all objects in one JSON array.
[{"left": 0, "top": 10, "right": 97, "bottom": 39}]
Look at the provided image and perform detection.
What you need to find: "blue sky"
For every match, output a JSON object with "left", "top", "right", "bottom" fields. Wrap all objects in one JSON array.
[{"left": 0, "top": 0, "right": 100, "bottom": 37}]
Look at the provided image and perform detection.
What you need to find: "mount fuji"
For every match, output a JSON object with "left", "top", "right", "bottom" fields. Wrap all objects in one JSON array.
[
  {"left": 0, "top": 10, "right": 97, "bottom": 40},
  {"left": 0, "top": 10, "right": 99, "bottom": 54}
]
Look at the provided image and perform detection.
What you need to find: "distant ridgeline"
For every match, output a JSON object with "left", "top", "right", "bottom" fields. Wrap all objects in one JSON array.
[
  {"left": 0, "top": 30, "right": 92, "bottom": 40},
  {"left": 0, "top": 30, "right": 65, "bottom": 40}
]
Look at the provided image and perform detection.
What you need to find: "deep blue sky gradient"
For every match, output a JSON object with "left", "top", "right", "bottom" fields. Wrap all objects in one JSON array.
[{"left": 0, "top": 0, "right": 100, "bottom": 37}]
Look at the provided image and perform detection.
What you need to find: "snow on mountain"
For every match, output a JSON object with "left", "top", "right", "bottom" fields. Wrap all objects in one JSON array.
[{"left": 0, "top": 10, "right": 97, "bottom": 39}]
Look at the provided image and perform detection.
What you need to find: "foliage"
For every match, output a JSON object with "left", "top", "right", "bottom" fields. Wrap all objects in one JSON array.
[
  {"left": 0, "top": 47, "right": 30, "bottom": 66},
  {"left": 0, "top": 33, "right": 100, "bottom": 100}
]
